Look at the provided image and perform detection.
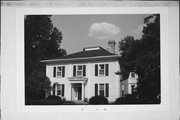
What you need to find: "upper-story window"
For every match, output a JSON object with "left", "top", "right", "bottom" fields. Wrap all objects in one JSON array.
[
  {"left": 53, "top": 66, "right": 65, "bottom": 77},
  {"left": 57, "top": 66, "right": 62, "bottom": 77},
  {"left": 95, "top": 64, "right": 109, "bottom": 76},
  {"left": 77, "top": 65, "right": 83, "bottom": 76},
  {"left": 73, "top": 65, "right": 86, "bottom": 76},
  {"left": 99, "top": 64, "right": 105, "bottom": 75}
]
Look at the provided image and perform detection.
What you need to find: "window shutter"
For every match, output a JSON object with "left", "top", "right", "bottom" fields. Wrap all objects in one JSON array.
[
  {"left": 62, "top": 66, "right": 65, "bottom": 77},
  {"left": 53, "top": 83, "right": 56, "bottom": 95},
  {"left": 73, "top": 65, "right": 76, "bottom": 76},
  {"left": 62, "top": 84, "right": 65, "bottom": 97},
  {"left": 95, "top": 64, "right": 98, "bottom": 76},
  {"left": 105, "top": 64, "right": 109, "bottom": 76},
  {"left": 105, "top": 84, "right": 109, "bottom": 97},
  {"left": 53, "top": 67, "right": 56, "bottom": 77},
  {"left": 83, "top": 65, "right": 86, "bottom": 76},
  {"left": 95, "top": 84, "right": 98, "bottom": 96}
]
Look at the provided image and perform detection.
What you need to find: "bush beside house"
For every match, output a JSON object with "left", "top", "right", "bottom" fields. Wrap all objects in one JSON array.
[
  {"left": 114, "top": 94, "right": 151, "bottom": 104},
  {"left": 89, "top": 96, "right": 108, "bottom": 105},
  {"left": 46, "top": 95, "right": 61, "bottom": 100}
]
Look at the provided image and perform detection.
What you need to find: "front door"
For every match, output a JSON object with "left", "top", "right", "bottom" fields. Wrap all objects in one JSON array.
[
  {"left": 73, "top": 84, "right": 82, "bottom": 100},
  {"left": 77, "top": 86, "right": 82, "bottom": 100}
]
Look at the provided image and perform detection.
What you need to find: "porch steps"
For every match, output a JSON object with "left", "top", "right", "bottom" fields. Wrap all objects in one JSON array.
[{"left": 70, "top": 100, "right": 88, "bottom": 105}]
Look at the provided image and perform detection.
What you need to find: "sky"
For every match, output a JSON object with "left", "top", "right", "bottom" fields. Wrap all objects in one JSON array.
[{"left": 51, "top": 14, "right": 150, "bottom": 54}]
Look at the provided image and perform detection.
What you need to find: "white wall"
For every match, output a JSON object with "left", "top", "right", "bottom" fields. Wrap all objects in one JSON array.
[
  {"left": 46, "top": 60, "right": 121, "bottom": 102},
  {"left": 87, "top": 60, "right": 120, "bottom": 102}
]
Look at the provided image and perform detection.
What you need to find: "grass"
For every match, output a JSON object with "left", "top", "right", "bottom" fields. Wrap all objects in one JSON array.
[{"left": 25, "top": 99, "right": 75, "bottom": 105}]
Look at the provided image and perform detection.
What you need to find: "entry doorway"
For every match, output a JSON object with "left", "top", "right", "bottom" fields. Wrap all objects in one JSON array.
[
  {"left": 71, "top": 83, "right": 82, "bottom": 100},
  {"left": 76, "top": 86, "right": 82, "bottom": 100}
]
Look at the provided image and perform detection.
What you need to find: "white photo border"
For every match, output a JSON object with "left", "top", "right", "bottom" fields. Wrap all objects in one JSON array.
[{"left": 16, "top": 7, "right": 169, "bottom": 112}]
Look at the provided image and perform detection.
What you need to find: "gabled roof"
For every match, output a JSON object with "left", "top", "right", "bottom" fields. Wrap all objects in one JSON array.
[{"left": 41, "top": 46, "right": 120, "bottom": 63}]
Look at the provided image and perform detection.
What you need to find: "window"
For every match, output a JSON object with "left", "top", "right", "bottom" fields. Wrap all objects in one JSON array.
[
  {"left": 57, "top": 67, "right": 62, "bottom": 77},
  {"left": 99, "top": 64, "right": 105, "bottom": 75},
  {"left": 57, "top": 84, "right": 62, "bottom": 95},
  {"left": 95, "top": 83, "right": 109, "bottom": 97},
  {"left": 53, "top": 66, "right": 65, "bottom": 77},
  {"left": 77, "top": 65, "right": 83, "bottom": 76},
  {"left": 121, "top": 83, "right": 124, "bottom": 96},
  {"left": 131, "top": 85, "right": 135, "bottom": 93},
  {"left": 55, "top": 84, "right": 65, "bottom": 96},
  {"left": 73, "top": 65, "right": 86, "bottom": 76},
  {"left": 99, "top": 84, "right": 105, "bottom": 96},
  {"left": 131, "top": 72, "right": 135, "bottom": 77},
  {"left": 95, "top": 64, "right": 109, "bottom": 76}
]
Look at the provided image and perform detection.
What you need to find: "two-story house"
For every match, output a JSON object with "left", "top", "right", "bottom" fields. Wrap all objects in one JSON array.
[{"left": 41, "top": 46, "right": 121, "bottom": 102}]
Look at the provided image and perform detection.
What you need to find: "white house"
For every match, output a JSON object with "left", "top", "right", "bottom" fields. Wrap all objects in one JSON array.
[
  {"left": 41, "top": 46, "right": 122, "bottom": 102},
  {"left": 120, "top": 72, "right": 138, "bottom": 96}
]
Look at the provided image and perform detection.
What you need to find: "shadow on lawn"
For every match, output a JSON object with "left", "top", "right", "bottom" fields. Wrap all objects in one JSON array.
[{"left": 25, "top": 99, "right": 77, "bottom": 105}]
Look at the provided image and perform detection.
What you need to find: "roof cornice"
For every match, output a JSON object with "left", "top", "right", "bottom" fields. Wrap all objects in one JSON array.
[{"left": 41, "top": 55, "right": 121, "bottom": 64}]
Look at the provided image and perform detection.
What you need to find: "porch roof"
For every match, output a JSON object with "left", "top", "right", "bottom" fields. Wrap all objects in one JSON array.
[{"left": 67, "top": 76, "right": 88, "bottom": 83}]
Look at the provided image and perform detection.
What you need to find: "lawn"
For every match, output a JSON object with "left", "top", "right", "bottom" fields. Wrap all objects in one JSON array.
[{"left": 25, "top": 99, "right": 76, "bottom": 105}]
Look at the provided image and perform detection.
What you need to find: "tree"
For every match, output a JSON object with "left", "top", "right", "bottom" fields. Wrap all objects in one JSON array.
[
  {"left": 25, "top": 70, "right": 51, "bottom": 99},
  {"left": 136, "top": 14, "right": 160, "bottom": 103},
  {"left": 25, "top": 15, "right": 66, "bottom": 99},
  {"left": 119, "top": 14, "right": 160, "bottom": 103},
  {"left": 119, "top": 36, "right": 137, "bottom": 79}
]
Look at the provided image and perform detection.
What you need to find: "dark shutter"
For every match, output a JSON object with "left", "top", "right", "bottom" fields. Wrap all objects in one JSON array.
[
  {"left": 62, "top": 66, "right": 65, "bottom": 77},
  {"left": 105, "top": 64, "right": 109, "bottom": 76},
  {"left": 53, "top": 67, "right": 56, "bottom": 77},
  {"left": 95, "top": 64, "right": 98, "bottom": 76},
  {"left": 53, "top": 83, "right": 56, "bottom": 95},
  {"left": 95, "top": 84, "right": 98, "bottom": 96},
  {"left": 83, "top": 65, "right": 86, "bottom": 76},
  {"left": 73, "top": 65, "right": 76, "bottom": 76},
  {"left": 62, "top": 84, "right": 65, "bottom": 97},
  {"left": 105, "top": 84, "right": 109, "bottom": 97}
]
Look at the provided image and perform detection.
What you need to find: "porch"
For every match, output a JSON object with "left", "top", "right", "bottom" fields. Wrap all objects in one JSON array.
[{"left": 68, "top": 76, "right": 88, "bottom": 101}]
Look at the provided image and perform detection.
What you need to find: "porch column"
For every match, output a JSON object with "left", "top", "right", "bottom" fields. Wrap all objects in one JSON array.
[
  {"left": 55, "top": 84, "right": 57, "bottom": 96},
  {"left": 81, "top": 83, "right": 84, "bottom": 101},
  {"left": 69, "top": 83, "right": 72, "bottom": 100}
]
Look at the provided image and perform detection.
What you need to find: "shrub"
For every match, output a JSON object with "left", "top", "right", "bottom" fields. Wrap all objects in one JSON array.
[
  {"left": 89, "top": 96, "right": 108, "bottom": 105},
  {"left": 46, "top": 95, "right": 61, "bottom": 100},
  {"left": 114, "top": 94, "right": 150, "bottom": 104},
  {"left": 25, "top": 71, "right": 51, "bottom": 100},
  {"left": 84, "top": 98, "right": 88, "bottom": 102},
  {"left": 62, "top": 97, "right": 66, "bottom": 101}
]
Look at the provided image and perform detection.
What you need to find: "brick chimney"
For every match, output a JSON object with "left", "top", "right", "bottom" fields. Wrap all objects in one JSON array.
[{"left": 108, "top": 40, "right": 116, "bottom": 54}]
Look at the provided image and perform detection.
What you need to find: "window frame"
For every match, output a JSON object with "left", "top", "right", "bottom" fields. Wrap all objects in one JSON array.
[
  {"left": 95, "top": 83, "right": 109, "bottom": 97},
  {"left": 131, "top": 72, "right": 135, "bottom": 77},
  {"left": 56, "top": 66, "right": 63, "bottom": 77},
  {"left": 76, "top": 65, "right": 83, "bottom": 76},
  {"left": 98, "top": 64, "right": 105, "bottom": 76},
  {"left": 56, "top": 84, "right": 62, "bottom": 96},
  {"left": 121, "top": 83, "right": 124, "bottom": 96},
  {"left": 131, "top": 84, "right": 136, "bottom": 93},
  {"left": 95, "top": 63, "right": 109, "bottom": 77},
  {"left": 99, "top": 84, "right": 105, "bottom": 96}
]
